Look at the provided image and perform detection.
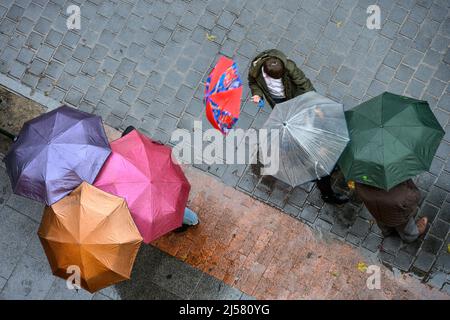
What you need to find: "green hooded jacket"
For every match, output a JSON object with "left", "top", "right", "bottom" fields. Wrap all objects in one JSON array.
[{"left": 248, "top": 49, "right": 315, "bottom": 108}]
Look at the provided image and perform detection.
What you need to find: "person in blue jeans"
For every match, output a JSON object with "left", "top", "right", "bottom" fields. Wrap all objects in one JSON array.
[{"left": 121, "top": 126, "right": 200, "bottom": 231}]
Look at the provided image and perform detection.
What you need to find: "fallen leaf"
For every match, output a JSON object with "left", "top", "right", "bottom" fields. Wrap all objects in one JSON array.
[
  {"left": 331, "top": 271, "right": 339, "bottom": 277},
  {"left": 336, "top": 21, "right": 343, "bottom": 28},
  {"left": 347, "top": 180, "right": 355, "bottom": 190},
  {"left": 206, "top": 33, "right": 217, "bottom": 41},
  {"left": 357, "top": 262, "right": 367, "bottom": 272},
  {"left": 447, "top": 244, "right": 450, "bottom": 253}
]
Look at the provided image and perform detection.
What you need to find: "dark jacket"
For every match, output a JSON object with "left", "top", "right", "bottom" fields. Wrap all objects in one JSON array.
[
  {"left": 355, "top": 179, "right": 421, "bottom": 227},
  {"left": 248, "top": 49, "right": 315, "bottom": 108}
]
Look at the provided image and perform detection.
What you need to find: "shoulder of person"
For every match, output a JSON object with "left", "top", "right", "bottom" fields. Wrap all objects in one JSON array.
[{"left": 285, "top": 59, "right": 302, "bottom": 73}]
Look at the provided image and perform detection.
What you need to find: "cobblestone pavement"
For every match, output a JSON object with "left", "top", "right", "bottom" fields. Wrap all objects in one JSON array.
[{"left": 0, "top": 0, "right": 449, "bottom": 292}]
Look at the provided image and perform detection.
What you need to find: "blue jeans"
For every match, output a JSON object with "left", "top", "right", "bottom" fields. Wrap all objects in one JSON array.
[{"left": 183, "top": 207, "right": 199, "bottom": 225}]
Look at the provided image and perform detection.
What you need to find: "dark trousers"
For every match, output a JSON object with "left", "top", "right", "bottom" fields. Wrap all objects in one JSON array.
[
  {"left": 268, "top": 96, "right": 287, "bottom": 108},
  {"left": 121, "top": 125, "right": 136, "bottom": 137},
  {"left": 316, "top": 175, "right": 334, "bottom": 198}
]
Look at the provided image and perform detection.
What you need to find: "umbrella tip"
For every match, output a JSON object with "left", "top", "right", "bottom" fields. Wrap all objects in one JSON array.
[{"left": 282, "top": 122, "right": 287, "bottom": 127}]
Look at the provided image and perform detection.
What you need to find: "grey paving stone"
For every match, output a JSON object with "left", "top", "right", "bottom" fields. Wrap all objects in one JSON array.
[
  {"left": 65, "top": 86, "right": 83, "bottom": 106},
  {"left": 403, "top": 49, "right": 424, "bottom": 68},
  {"left": 362, "top": 232, "right": 383, "bottom": 253},
  {"left": 436, "top": 172, "right": 450, "bottom": 192},
  {"left": 85, "top": 86, "right": 103, "bottom": 105},
  {"left": 375, "top": 65, "right": 395, "bottom": 84},
  {"left": 383, "top": 50, "right": 403, "bottom": 69},
  {"left": 44, "top": 29, "right": 63, "bottom": 48},
  {"left": 413, "top": 250, "right": 436, "bottom": 273},
  {"left": 6, "top": 193, "right": 44, "bottom": 223},
  {"left": 406, "top": 78, "right": 425, "bottom": 99},
  {"left": 110, "top": 73, "right": 128, "bottom": 91},
  {"left": 345, "top": 233, "right": 361, "bottom": 246},
  {"left": 72, "top": 44, "right": 91, "bottom": 62},
  {"left": 388, "top": 5, "right": 408, "bottom": 24},
  {"left": 400, "top": 19, "right": 419, "bottom": 39},
  {"left": 61, "top": 31, "right": 81, "bottom": 49},
  {"left": 144, "top": 99, "right": 164, "bottom": 119},
  {"left": 81, "top": 59, "right": 100, "bottom": 77},
  {"left": 378, "top": 251, "right": 395, "bottom": 266},
  {"left": 428, "top": 271, "right": 448, "bottom": 290},
  {"left": 349, "top": 217, "right": 371, "bottom": 238},
  {"left": 36, "top": 44, "right": 54, "bottom": 62},
  {"left": 16, "top": 47, "right": 34, "bottom": 65},
  {"left": 421, "top": 234, "right": 444, "bottom": 255},
  {"left": 388, "top": 79, "right": 407, "bottom": 95},
  {"left": 414, "top": 64, "right": 435, "bottom": 83},
  {"left": 426, "top": 78, "right": 447, "bottom": 98},
  {"left": 393, "top": 250, "right": 414, "bottom": 271},
  {"left": 0, "top": 254, "right": 54, "bottom": 300},
  {"left": 381, "top": 235, "right": 402, "bottom": 254},
  {"left": 300, "top": 205, "right": 318, "bottom": 224},
  {"left": 33, "top": 17, "right": 52, "bottom": 35},
  {"left": 402, "top": 237, "right": 422, "bottom": 256},
  {"left": 426, "top": 186, "right": 448, "bottom": 207},
  {"left": 440, "top": 202, "right": 450, "bottom": 224},
  {"left": 394, "top": 63, "right": 415, "bottom": 82},
  {"left": 238, "top": 41, "right": 257, "bottom": 59},
  {"left": 28, "top": 59, "right": 46, "bottom": 76},
  {"left": 336, "top": 65, "right": 355, "bottom": 85},
  {"left": 6, "top": 4, "right": 25, "bottom": 22},
  {"left": 191, "top": 275, "right": 241, "bottom": 299}
]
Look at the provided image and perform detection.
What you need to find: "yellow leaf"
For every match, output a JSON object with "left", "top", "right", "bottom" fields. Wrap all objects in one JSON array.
[
  {"left": 357, "top": 262, "right": 367, "bottom": 272},
  {"left": 206, "top": 33, "right": 216, "bottom": 41},
  {"left": 336, "top": 21, "right": 343, "bottom": 28},
  {"left": 331, "top": 271, "right": 339, "bottom": 277},
  {"left": 447, "top": 244, "right": 450, "bottom": 253},
  {"left": 347, "top": 180, "right": 355, "bottom": 190}
]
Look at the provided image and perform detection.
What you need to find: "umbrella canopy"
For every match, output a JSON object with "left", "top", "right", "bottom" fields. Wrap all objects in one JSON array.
[
  {"left": 338, "top": 92, "right": 445, "bottom": 190},
  {"left": 94, "top": 129, "right": 191, "bottom": 243},
  {"left": 38, "top": 182, "right": 142, "bottom": 293},
  {"left": 204, "top": 56, "right": 243, "bottom": 135},
  {"left": 261, "top": 91, "right": 350, "bottom": 187},
  {"left": 4, "top": 105, "right": 111, "bottom": 205}
]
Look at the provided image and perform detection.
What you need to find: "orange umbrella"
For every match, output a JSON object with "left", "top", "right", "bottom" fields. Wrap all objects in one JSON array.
[{"left": 38, "top": 182, "right": 143, "bottom": 293}]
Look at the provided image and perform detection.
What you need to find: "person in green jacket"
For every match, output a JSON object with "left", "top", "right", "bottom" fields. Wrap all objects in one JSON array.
[
  {"left": 248, "top": 49, "right": 348, "bottom": 205},
  {"left": 248, "top": 49, "right": 315, "bottom": 108}
]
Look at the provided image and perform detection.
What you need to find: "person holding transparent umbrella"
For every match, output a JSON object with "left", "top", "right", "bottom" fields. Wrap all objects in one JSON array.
[{"left": 249, "top": 49, "right": 349, "bottom": 205}]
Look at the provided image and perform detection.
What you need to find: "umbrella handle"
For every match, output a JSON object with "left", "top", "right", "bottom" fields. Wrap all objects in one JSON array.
[
  {"left": 258, "top": 98, "right": 265, "bottom": 108},
  {"left": 314, "top": 161, "right": 324, "bottom": 181}
]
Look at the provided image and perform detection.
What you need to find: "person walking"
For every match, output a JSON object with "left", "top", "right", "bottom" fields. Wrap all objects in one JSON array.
[
  {"left": 248, "top": 48, "right": 314, "bottom": 108},
  {"left": 248, "top": 49, "right": 348, "bottom": 205},
  {"left": 121, "top": 126, "right": 199, "bottom": 230},
  {"left": 355, "top": 179, "right": 428, "bottom": 243}
]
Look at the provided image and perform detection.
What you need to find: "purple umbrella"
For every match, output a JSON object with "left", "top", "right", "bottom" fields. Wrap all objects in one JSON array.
[{"left": 4, "top": 105, "right": 111, "bottom": 205}]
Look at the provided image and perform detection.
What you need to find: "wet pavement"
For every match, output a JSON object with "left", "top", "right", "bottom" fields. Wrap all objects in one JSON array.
[{"left": 0, "top": 0, "right": 449, "bottom": 296}]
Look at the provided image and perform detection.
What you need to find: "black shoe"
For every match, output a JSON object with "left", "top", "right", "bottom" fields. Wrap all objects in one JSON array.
[
  {"left": 173, "top": 224, "right": 193, "bottom": 233},
  {"left": 322, "top": 193, "right": 349, "bottom": 205},
  {"left": 121, "top": 125, "right": 136, "bottom": 137}
]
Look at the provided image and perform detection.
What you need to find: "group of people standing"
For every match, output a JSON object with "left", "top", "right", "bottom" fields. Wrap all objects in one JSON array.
[{"left": 247, "top": 49, "right": 428, "bottom": 243}]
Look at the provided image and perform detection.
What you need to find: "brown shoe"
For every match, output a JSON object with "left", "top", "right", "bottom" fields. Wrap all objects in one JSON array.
[{"left": 416, "top": 217, "right": 428, "bottom": 235}]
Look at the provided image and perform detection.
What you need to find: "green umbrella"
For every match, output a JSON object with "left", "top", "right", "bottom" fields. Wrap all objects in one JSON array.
[{"left": 338, "top": 92, "right": 445, "bottom": 190}]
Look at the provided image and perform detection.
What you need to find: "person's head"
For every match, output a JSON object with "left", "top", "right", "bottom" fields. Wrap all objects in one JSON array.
[{"left": 263, "top": 57, "right": 285, "bottom": 79}]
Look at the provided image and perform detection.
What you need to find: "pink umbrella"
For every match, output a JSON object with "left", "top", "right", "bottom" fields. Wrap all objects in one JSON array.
[{"left": 94, "top": 129, "right": 191, "bottom": 243}]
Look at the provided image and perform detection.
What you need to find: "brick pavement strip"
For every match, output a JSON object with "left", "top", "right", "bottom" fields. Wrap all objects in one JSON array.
[{"left": 0, "top": 0, "right": 449, "bottom": 296}]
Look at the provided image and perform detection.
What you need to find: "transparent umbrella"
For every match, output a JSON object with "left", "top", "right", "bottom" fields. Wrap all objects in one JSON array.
[{"left": 261, "top": 91, "right": 350, "bottom": 187}]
